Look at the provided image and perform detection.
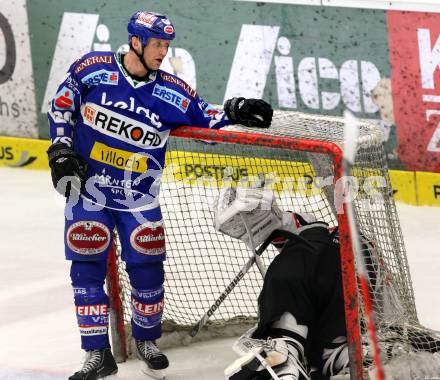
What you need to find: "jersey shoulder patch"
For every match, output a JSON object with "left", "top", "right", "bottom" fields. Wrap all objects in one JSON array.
[
  {"left": 158, "top": 71, "right": 197, "bottom": 99},
  {"left": 152, "top": 81, "right": 191, "bottom": 114},
  {"left": 73, "top": 51, "right": 116, "bottom": 75},
  {"left": 72, "top": 52, "right": 120, "bottom": 87}
]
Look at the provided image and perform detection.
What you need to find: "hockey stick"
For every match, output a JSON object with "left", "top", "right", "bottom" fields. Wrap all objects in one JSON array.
[
  {"left": 190, "top": 229, "right": 313, "bottom": 337},
  {"left": 190, "top": 230, "right": 276, "bottom": 338},
  {"left": 342, "top": 110, "right": 385, "bottom": 380},
  {"left": 240, "top": 213, "right": 267, "bottom": 278}
]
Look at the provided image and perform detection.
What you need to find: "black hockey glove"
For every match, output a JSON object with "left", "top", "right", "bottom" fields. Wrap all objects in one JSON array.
[
  {"left": 224, "top": 97, "right": 273, "bottom": 128},
  {"left": 47, "top": 143, "right": 87, "bottom": 198}
]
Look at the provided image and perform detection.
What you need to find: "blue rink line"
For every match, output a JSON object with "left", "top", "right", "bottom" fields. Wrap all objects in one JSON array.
[{"left": 0, "top": 368, "right": 66, "bottom": 380}]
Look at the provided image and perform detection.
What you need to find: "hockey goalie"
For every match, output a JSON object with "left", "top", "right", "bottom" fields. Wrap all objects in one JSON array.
[{"left": 214, "top": 182, "right": 366, "bottom": 380}]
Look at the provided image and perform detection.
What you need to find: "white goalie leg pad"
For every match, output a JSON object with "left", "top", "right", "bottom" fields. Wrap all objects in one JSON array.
[
  {"left": 225, "top": 345, "right": 284, "bottom": 380},
  {"left": 226, "top": 336, "right": 309, "bottom": 380},
  {"left": 271, "top": 312, "right": 308, "bottom": 340},
  {"left": 231, "top": 312, "right": 308, "bottom": 357},
  {"left": 140, "top": 361, "right": 166, "bottom": 380},
  {"left": 273, "top": 337, "right": 310, "bottom": 380},
  {"left": 227, "top": 313, "right": 310, "bottom": 380},
  {"left": 232, "top": 326, "right": 290, "bottom": 364},
  {"left": 270, "top": 312, "right": 310, "bottom": 379},
  {"left": 225, "top": 339, "right": 288, "bottom": 380},
  {"left": 232, "top": 326, "right": 262, "bottom": 356}
]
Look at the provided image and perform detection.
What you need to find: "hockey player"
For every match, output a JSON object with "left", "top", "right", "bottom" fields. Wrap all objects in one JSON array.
[
  {"left": 214, "top": 183, "right": 355, "bottom": 380},
  {"left": 46, "top": 11, "right": 273, "bottom": 380}
]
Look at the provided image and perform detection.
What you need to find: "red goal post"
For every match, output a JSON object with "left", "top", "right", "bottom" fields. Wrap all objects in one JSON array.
[{"left": 106, "top": 111, "right": 440, "bottom": 380}]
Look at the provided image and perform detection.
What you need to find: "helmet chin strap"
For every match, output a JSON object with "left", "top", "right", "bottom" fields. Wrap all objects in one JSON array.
[{"left": 130, "top": 42, "right": 152, "bottom": 78}]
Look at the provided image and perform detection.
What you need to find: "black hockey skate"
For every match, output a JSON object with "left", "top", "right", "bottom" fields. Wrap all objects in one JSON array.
[
  {"left": 136, "top": 340, "right": 169, "bottom": 379},
  {"left": 69, "top": 348, "right": 118, "bottom": 380}
]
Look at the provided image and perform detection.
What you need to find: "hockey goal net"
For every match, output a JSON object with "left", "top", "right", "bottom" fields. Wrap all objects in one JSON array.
[{"left": 106, "top": 111, "right": 440, "bottom": 379}]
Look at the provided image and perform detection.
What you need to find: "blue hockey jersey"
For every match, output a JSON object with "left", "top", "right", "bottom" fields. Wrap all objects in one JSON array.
[{"left": 48, "top": 50, "right": 232, "bottom": 211}]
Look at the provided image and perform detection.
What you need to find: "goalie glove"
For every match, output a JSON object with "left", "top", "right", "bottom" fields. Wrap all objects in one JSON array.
[
  {"left": 214, "top": 185, "right": 288, "bottom": 249},
  {"left": 224, "top": 97, "right": 273, "bottom": 128},
  {"left": 214, "top": 183, "right": 327, "bottom": 250}
]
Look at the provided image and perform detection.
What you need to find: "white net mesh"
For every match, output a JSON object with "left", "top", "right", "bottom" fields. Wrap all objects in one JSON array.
[{"left": 107, "top": 111, "right": 440, "bottom": 377}]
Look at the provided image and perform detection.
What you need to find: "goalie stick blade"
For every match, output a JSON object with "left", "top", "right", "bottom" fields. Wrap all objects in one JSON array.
[{"left": 190, "top": 320, "right": 203, "bottom": 337}]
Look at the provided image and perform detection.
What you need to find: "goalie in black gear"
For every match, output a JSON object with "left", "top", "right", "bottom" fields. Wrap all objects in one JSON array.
[{"left": 214, "top": 182, "right": 367, "bottom": 380}]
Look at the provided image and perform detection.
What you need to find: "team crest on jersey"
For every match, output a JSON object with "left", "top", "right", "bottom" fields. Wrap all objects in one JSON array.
[
  {"left": 81, "top": 70, "right": 119, "bottom": 86},
  {"left": 152, "top": 84, "right": 190, "bottom": 113},
  {"left": 54, "top": 86, "right": 75, "bottom": 110}
]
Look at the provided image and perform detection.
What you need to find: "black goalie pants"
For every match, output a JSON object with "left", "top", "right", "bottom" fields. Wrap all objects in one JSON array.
[{"left": 252, "top": 226, "right": 346, "bottom": 370}]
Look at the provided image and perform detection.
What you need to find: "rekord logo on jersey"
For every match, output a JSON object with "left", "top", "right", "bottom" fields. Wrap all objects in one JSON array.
[
  {"left": 81, "top": 102, "right": 170, "bottom": 149},
  {"left": 81, "top": 70, "right": 119, "bottom": 87},
  {"left": 54, "top": 86, "right": 75, "bottom": 111},
  {"left": 152, "top": 84, "right": 190, "bottom": 113}
]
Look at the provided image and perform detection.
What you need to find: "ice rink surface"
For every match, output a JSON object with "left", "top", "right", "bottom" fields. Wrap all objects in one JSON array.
[{"left": 0, "top": 167, "right": 439, "bottom": 380}]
